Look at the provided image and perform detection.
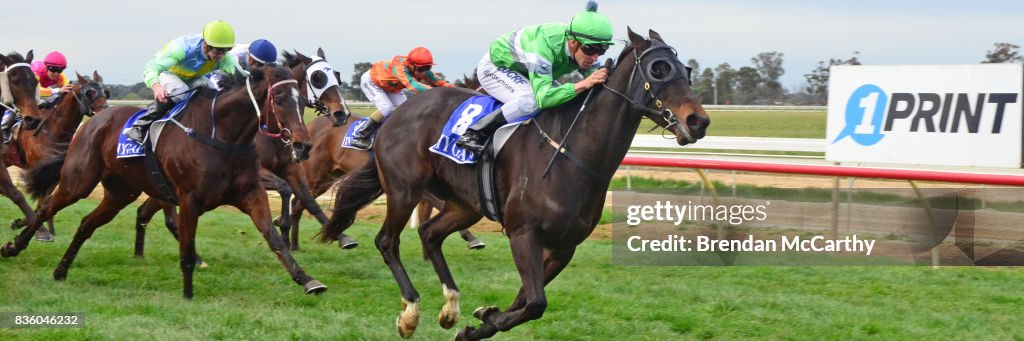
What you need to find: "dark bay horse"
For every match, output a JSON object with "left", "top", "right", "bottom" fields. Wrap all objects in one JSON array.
[
  {"left": 317, "top": 28, "right": 710, "bottom": 339},
  {"left": 0, "top": 51, "right": 44, "bottom": 229},
  {"left": 5, "top": 72, "right": 110, "bottom": 240},
  {"left": 131, "top": 49, "right": 357, "bottom": 260},
  {"left": 2, "top": 66, "right": 327, "bottom": 298}
]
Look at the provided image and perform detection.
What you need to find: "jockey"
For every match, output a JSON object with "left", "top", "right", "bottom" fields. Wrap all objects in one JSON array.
[
  {"left": 1, "top": 51, "right": 73, "bottom": 143},
  {"left": 456, "top": 1, "right": 613, "bottom": 152},
  {"left": 210, "top": 38, "right": 278, "bottom": 88},
  {"left": 126, "top": 20, "right": 241, "bottom": 143},
  {"left": 348, "top": 46, "right": 453, "bottom": 150}
]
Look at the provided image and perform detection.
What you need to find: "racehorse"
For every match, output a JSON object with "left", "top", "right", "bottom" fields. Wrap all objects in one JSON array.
[
  {"left": 5, "top": 72, "right": 109, "bottom": 240},
  {"left": 130, "top": 49, "right": 358, "bottom": 260},
  {"left": 0, "top": 51, "right": 44, "bottom": 230},
  {"left": 2, "top": 65, "right": 327, "bottom": 298},
  {"left": 316, "top": 28, "right": 710, "bottom": 339}
]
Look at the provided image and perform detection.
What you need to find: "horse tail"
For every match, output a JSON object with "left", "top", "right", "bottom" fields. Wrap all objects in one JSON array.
[
  {"left": 316, "top": 155, "right": 383, "bottom": 243},
  {"left": 24, "top": 147, "right": 68, "bottom": 199}
]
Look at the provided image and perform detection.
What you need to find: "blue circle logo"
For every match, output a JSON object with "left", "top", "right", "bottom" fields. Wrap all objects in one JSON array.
[{"left": 834, "top": 84, "right": 888, "bottom": 146}]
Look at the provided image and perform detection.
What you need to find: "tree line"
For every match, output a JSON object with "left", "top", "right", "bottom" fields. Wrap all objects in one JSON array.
[{"left": 106, "top": 42, "right": 1024, "bottom": 105}]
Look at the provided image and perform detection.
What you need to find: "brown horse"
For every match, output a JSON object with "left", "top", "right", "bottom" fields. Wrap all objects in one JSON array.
[
  {"left": 2, "top": 65, "right": 326, "bottom": 298},
  {"left": 5, "top": 72, "right": 110, "bottom": 240},
  {"left": 291, "top": 111, "right": 484, "bottom": 251},
  {"left": 131, "top": 49, "right": 357, "bottom": 261},
  {"left": 0, "top": 51, "right": 44, "bottom": 229},
  {"left": 317, "top": 28, "right": 710, "bottom": 339}
]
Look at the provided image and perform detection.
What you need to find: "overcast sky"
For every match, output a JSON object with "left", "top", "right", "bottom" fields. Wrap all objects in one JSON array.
[{"left": 4, "top": 0, "right": 1022, "bottom": 91}]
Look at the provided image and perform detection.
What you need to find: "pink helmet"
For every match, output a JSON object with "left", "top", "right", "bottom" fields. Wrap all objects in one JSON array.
[{"left": 43, "top": 51, "right": 67, "bottom": 67}]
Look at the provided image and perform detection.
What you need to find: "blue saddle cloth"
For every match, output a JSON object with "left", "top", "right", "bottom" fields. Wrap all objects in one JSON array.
[
  {"left": 340, "top": 117, "right": 373, "bottom": 150},
  {"left": 429, "top": 95, "right": 538, "bottom": 164},
  {"left": 116, "top": 92, "right": 196, "bottom": 158}
]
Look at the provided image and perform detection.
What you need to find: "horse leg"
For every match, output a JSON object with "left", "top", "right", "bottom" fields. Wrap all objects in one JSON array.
[
  {"left": 2, "top": 177, "right": 99, "bottom": 258},
  {"left": 0, "top": 165, "right": 36, "bottom": 230},
  {"left": 283, "top": 165, "right": 357, "bottom": 250},
  {"left": 459, "top": 230, "right": 485, "bottom": 250},
  {"left": 289, "top": 197, "right": 304, "bottom": 251},
  {"left": 53, "top": 187, "right": 140, "bottom": 281},
  {"left": 424, "top": 195, "right": 482, "bottom": 249},
  {"left": 457, "top": 228, "right": 548, "bottom": 340},
  {"left": 234, "top": 188, "right": 325, "bottom": 295},
  {"left": 158, "top": 202, "right": 204, "bottom": 268},
  {"left": 134, "top": 197, "right": 161, "bottom": 258},
  {"left": 262, "top": 171, "right": 292, "bottom": 248},
  {"left": 376, "top": 189, "right": 425, "bottom": 338},
  {"left": 476, "top": 246, "right": 577, "bottom": 322},
  {"left": 416, "top": 202, "right": 483, "bottom": 329}
]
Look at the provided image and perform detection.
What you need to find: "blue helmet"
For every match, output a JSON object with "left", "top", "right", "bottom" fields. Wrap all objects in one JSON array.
[{"left": 248, "top": 39, "right": 278, "bottom": 65}]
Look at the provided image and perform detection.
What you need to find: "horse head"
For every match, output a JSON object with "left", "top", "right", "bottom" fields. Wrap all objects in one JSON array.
[
  {"left": 250, "top": 64, "right": 313, "bottom": 161},
  {"left": 72, "top": 71, "right": 110, "bottom": 117},
  {"left": 609, "top": 28, "right": 711, "bottom": 146},
  {"left": 283, "top": 48, "right": 351, "bottom": 127},
  {"left": 0, "top": 51, "right": 43, "bottom": 123}
]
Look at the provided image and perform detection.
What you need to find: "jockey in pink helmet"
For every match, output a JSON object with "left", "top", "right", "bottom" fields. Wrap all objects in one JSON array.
[{"left": 32, "top": 51, "right": 74, "bottom": 104}]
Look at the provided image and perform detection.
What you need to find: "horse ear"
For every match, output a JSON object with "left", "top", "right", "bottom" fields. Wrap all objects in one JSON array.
[
  {"left": 648, "top": 29, "right": 665, "bottom": 43},
  {"left": 626, "top": 27, "right": 649, "bottom": 50},
  {"left": 93, "top": 70, "right": 103, "bottom": 83},
  {"left": 317, "top": 48, "right": 326, "bottom": 59},
  {"left": 25, "top": 50, "right": 34, "bottom": 63},
  {"left": 76, "top": 72, "right": 87, "bottom": 84},
  {"left": 0, "top": 54, "right": 9, "bottom": 66},
  {"left": 295, "top": 50, "right": 312, "bottom": 64}
]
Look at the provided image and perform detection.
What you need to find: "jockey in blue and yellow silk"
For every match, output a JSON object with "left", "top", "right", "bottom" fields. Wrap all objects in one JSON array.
[{"left": 125, "top": 20, "right": 240, "bottom": 143}]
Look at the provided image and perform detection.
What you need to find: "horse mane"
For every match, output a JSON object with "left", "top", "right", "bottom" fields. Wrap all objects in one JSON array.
[
  {"left": 281, "top": 50, "right": 310, "bottom": 69},
  {"left": 216, "top": 69, "right": 266, "bottom": 92},
  {"left": 3, "top": 52, "right": 27, "bottom": 63}
]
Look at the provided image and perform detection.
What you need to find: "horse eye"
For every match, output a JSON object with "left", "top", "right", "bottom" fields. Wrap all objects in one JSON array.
[
  {"left": 650, "top": 61, "right": 672, "bottom": 80},
  {"left": 86, "top": 90, "right": 97, "bottom": 98},
  {"left": 310, "top": 71, "right": 327, "bottom": 89}
]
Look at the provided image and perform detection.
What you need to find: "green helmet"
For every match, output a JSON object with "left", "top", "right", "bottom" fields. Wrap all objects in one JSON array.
[
  {"left": 567, "top": 1, "right": 613, "bottom": 45},
  {"left": 202, "top": 20, "right": 236, "bottom": 48}
]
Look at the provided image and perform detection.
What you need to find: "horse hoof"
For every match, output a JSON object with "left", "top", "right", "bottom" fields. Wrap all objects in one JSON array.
[
  {"left": 472, "top": 306, "right": 500, "bottom": 322},
  {"left": 197, "top": 260, "right": 209, "bottom": 270},
  {"left": 272, "top": 216, "right": 283, "bottom": 227},
  {"left": 304, "top": 280, "right": 327, "bottom": 295},
  {"left": 1, "top": 242, "right": 18, "bottom": 258},
  {"left": 10, "top": 218, "right": 25, "bottom": 230},
  {"left": 439, "top": 310, "right": 459, "bottom": 330},
  {"left": 467, "top": 239, "right": 486, "bottom": 250},
  {"left": 53, "top": 270, "right": 67, "bottom": 281},
  {"left": 338, "top": 236, "right": 359, "bottom": 249},
  {"left": 35, "top": 230, "right": 54, "bottom": 242},
  {"left": 396, "top": 300, "right": 420, "bottom": 339}
]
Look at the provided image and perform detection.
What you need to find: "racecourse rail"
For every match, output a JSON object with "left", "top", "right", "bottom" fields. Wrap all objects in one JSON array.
[{"left": 108, "top": 100, "right": 1024, "bottom": 185}]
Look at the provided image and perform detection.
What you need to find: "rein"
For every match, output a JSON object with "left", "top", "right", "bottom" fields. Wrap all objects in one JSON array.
[{"left": 533, "top": 42, "right": 692, "bottom": 180}]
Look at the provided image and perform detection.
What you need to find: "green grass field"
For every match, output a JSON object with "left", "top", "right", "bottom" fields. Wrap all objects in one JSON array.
[
  {"left": 2, "top": 200, "right": 1023, "bottom": 339},
  {"left": 6, "top": 107, "right": 1023, "bottom": 339}
]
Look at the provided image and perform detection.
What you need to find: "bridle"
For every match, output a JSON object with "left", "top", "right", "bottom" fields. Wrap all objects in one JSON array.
[
  {"left": 0, "top": 63, "right": 33, "bottom": 115},
  {"left": 600, "top": 39, "right": 694, "bottom": 140},
  {"left": 70, "top": 81, "right": 109, "bottom": 117},
  {"left": 302, "top": 58, "right": 350, "bottom": 125},
  {"left": 247, "top": 76, "right": 299, "bottom": 144}
]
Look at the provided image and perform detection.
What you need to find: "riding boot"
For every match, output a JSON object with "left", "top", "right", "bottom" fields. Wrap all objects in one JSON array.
[
  {"left": 126, "top": 100, "right": 175, "bottom": 143},
  {"left": 1, "top": 111, "right": 16, "bottom": 144},
  {"left": 349, "top": 118, "right": 381, "bottom": 150},
  {"left": 456, "top": 109, "right": 507, "bottom": 152}
]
